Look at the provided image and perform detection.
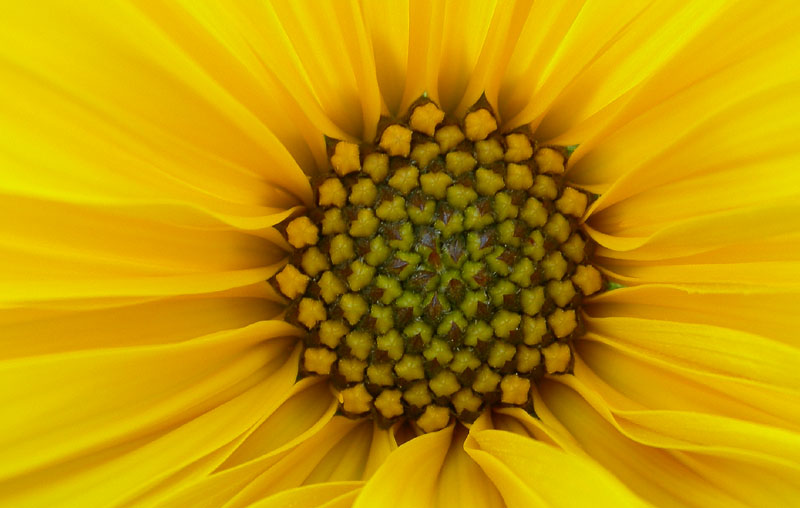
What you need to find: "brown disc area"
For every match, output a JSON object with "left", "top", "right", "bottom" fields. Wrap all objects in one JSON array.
[{"left": 272, "top": 97, "right": 604, "bottom": 433}]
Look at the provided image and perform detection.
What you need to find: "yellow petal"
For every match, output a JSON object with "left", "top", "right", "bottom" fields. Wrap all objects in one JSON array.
[
  {"left": 0, "top": 287, "right": 283, "bottom": 360},
  {"left": 0, "top": 334, "right": 300, "bottom": 506},
  {"left": 0, "top": 3, "right": 312, "bottom": 205},
  {"left": 436, "top": 0, "right": 497, "bottom": 113},
  {"left": 362, "top": 423, "right": 397, "bottom": 479},
  {"left": 540, "top": 379, "right": 756, "bottom": 507},
  {"left": 0, "top": 322, "right": 299, "bottom": 480},
  {"left": 465, "top": 428, "right": 652, "bottom": 508},
  {"left": 584, "top": 316, "right": 800, "bottom": 389},
  {"left": 435, "top": 425, "right": 504, "bottom": 508},
  {"left": 454, "top": 0, "right": 534, "bottom": 118},
  {"left": 586, "top": 285, "right": 800, "bottom": 346},
  {"left": 568, "top": 27, "right": 800, "bottom": 192},
  {"left": 223, "top": 417, "right": 361, "bottom": 508},
  {"left": 500, "top": 0, "right": 650, "bottom": 132},
  {"left": 248, "top": 482, "right": 363, "bottom": 508},
  {"left": 586, "top": 199, "right": 800, "bottom": 261},
  {"left": 353, "top": 424, "right": 453, "bottom": 508},
  {"left": 157, "top": 378, "right": 338, "bottom": 508},
  {"left": 269, "top": 0, "right": 381, "bottom": 141}
]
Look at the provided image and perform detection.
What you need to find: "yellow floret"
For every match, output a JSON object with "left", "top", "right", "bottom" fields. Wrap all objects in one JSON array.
[
  {"left": 318, "top": 270, "right": 346, "bottom": 304},
  {"left": 416, "top": 405, "right": 451, "bottom": 433},
  {"left": 318, "top": 178, "right": 347, "bottom": 208},
  {"left": 543, "top": 342, "right": 572, "bottom": 374},
  {"left": 285, "top": 216, "right": 319, "bottom": 249},
  {"left": 435, "top": 124, "right": 465, "bottom": 152},
  {"left": 556, "top": 187, "right": 589, "bottom": 218},
  {"left": 376, "top": 196, "right": 408, "bottom": 221},
  {"left": 337, "top": 357, "right": 367, "bottom": 383},
  {"left": 500, "top": 375, "right": 531, "bottom": 405},
  {"left": 377, "top": 329, "right": 404, "bottom": 361},
  {"left": 472, "top": 366, "right": 501, "bottom": 393},
  {"left": 297, "top": 298, "right": 326, "bottom": 329},
  {"left": 345, "top": 330, "right": 374, "bottom": 360},
  {"left": 429, "top": 371, "right": 460, "bottom": 398},
  {"left": 547, "top": 279, "right": 577, "bottom": 308},
  {"left": 363, "top": 152, "right": 389, "bottom": 182},
  {"left": 530, "top": 175, "right": 558, "bottom": 200},
  {"left": 328, "top": 233, "right": 355, "bottom": 265},
  {"left": 339, "top": 384, "right": 372, "bottom": 414},
  {"left": 452, "top": 388, "right": 482, "bottom": 415},
  {"left": 520, "top": 197, "right": 548, "bottom": 228},
  {"left": 545, "top": 213, "right": 571, "bottom": 244},
  {"left": 319, "top": 320, "right": 349, "bottom": 348},
  {"left": 347, "top": 260, "right": 375, "bottom": 291},
  {"left": 410, "top": 142, "right": 441, "bottom": 168},
  {"left": 275, "top": 264, "right": 309, "bottom": 299},
  {"left": 340, "top": 293, "right": 368, "bottom": 325},
  {"left": 522, "top": 315, "right": 547, "bottom": 345},
  {"left": 520, "top": 286, "right": 545, "bottom": 316},
  {"left": 475, "top": 168, "right": 505, "bottom": 196},
  {"left": 547, "top": 309, "right": 577, "bottom": 339},
  {"left": 403, "top": 381, "right": 432, "bottom": 407},
  {"left": 488, "top": 341, "right": 516, "bottom": 368},
  {"left": 449, "top": 350, "right": 481, "bottom": 374},
  {"left": 446, "top": 184, "right": 478, "bottom": 209},
  {"left": 349, "top": 178, "right": 378, "bottom": 206},
  {"left": 349, "top": 208, "right": 380, "bottom": 237},
  {"left": 542, "top": 251, "right": 568, "bottom": 280},
  {"left": 410, "top": 102, "right": 445, "bottom": 136},
  {"left": 303, "top": 347, "right": 337, "bottom": 375},
  {"left": 572, "top": 265, "right": 604, "bottom": 295},
  {"left": 464, "top": 109, "right": 497, "bottom": 141},
  {"left": 374, "top": 389, "right": 404, "bottom": 419},
  {"left": 367, "top": 363, "right": 395, "bottom": 386},
  {"left": 388, "top": 166, "right": 420, "bottom": 194},
  {"left": 491, "top": 310, "right": 521, "bottom": 338},
  {"left": 395, "top": 354, "right": 425, "bottom": 381},
  {"left": 475, "top": 138, "right": 504, "bottom": 164},
  {"left": 331, "top": 141, "right": 361, "bottom": 176},
  {"left": 534, "top": 147, "right": 565, "bottom": 175},
  {"left": 321, "top": 208, "right": 347, "bottom": 235},
  {"left": 420, "top": 171, "right": 453, "bottom": 199},
  {"left": 505, "top": 163, "right": 534, "bottom": 190},
  {"left": 504, "top": 133, "right": 533, "bottom": 162},
  {"left": 561, "top": 233, "right": 586, "bottom": 263},
  {"left": 516, "top": 345, "right": 541, "bottom": 373},
  {"left": 380, "top": 124, "right": 413, "bottom": 157},
  {"left": 445, "top": 151, "right": 477, "bottom": 176},
  {"left": 301, "top": 247, "right": 329, "bottom": 277}
]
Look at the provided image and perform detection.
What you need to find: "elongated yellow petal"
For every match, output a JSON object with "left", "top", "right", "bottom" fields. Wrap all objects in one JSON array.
[
  {"left": 540, "top": 380, "right": 756, "bottom": 507},
  {"left": 353, "top": 424, "right": 453, "bottom": 508},
  {"left": 465, "top": 429, "right": 653, "bottom": 508},
  {"left": 248, "top": 482, "right": 363, "bottom": 508},
  {"left": 501, "top": 0, "right": 650, "bottom": 132},
  {"left": 586, "top": 285, "right": 800, "bottom": 346},
  {"left": 0, "top": 289, "right": 282, "bottom": 360},
  {"left": 568, "top": 30, "right": 800, "bottom": 192},
  {"left": 269, "top": 0, "right": 381, "bottom": 140},
  {"left": 0, "top": 322, "right": 298, "bottom": 481},
  {"left": 578, "top": 332, "right": 800, "bottom": 432},
  {"left": 157, "top": 378, "right": 338, "bottom": 507},
  {"left": 433, "top": 425, "right": 503, "bottom": 507},
  {"left": 436, "top": 0, "right": 497, "bottom": 113},
  {"left": 0, "top": 3, "right": 312, "bottom": 205}
]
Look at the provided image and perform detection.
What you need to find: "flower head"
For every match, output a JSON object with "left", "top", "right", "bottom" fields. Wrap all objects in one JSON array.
[{"left": 1, "top": 1, "right": 799, "bottom": 507}]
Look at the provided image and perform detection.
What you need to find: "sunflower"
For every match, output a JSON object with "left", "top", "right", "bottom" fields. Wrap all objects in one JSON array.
[{"left": 1, "top": 0, "right": 799, "bottom": 506}]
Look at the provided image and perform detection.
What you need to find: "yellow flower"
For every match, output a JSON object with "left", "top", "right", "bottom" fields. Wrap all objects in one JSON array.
[{"left": 1, "top": 1, "right": 799, "bottom": 507}]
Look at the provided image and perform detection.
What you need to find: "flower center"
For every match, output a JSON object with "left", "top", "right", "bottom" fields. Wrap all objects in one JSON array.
[{"left": 273, "top": 97, "right": 603, "bottom": 433}]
